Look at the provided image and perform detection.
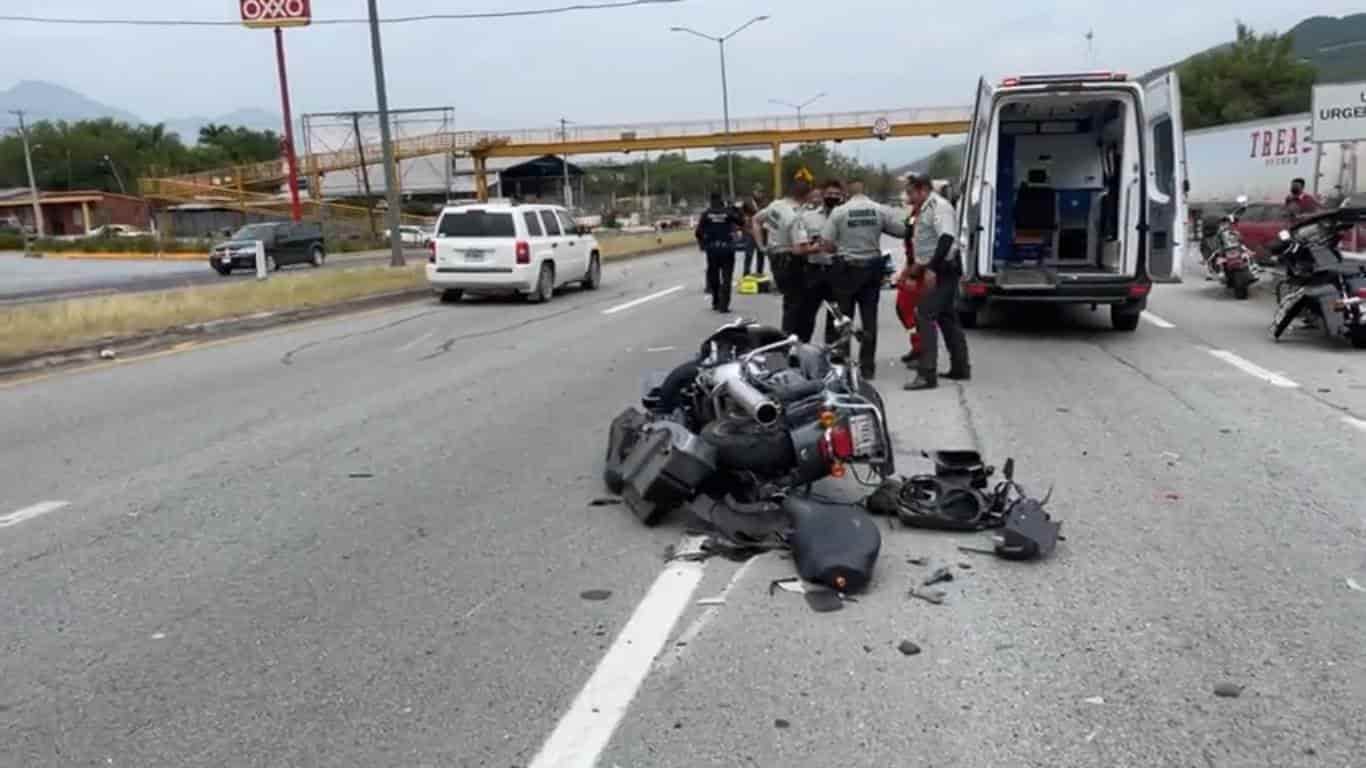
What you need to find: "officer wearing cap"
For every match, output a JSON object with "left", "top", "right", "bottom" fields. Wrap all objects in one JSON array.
[
  {"left": 753, "top": 175, "right": 817, "bottom": 334},
  {"left": 903, "top": 172, "right": 970, "bottom": 390},
  {"left": 819, "top": 178, "right": 906, "bottom": 380},
  {"left": 694, "top": 192, "right": 744, "bottom": 313}
]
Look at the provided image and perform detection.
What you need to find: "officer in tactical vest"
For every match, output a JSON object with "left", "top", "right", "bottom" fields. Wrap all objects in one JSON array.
[
  {"left": 695, "top": 192, "right": 744, "bottom": 313},
  {"left": 753, "top": 176, "right": 817, "bottom": 333}
]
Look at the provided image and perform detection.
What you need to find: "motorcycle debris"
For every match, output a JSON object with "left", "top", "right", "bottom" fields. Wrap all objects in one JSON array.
[
  {"left": 897, "top": 639, "right": 922, "bottom": 656},
  {"left": 768, "top": 577, "right": 807, "bottom": 595},
  {"left": 804, "top": 589, "right": 844, "bottom": 613},
  {"left": 347, "top": 472, "right": 374, "bottom": 479},
  {"left": 696, "top": 596, "right": 727, "bottom": 606},
  {"left": 923, "top": 564, "right": 954, "bottom": 586},
  {"left": 589, "top": 497, "right": 623, "bottom": 507},
  {"left": 1213, "top": 682, "right": 1244, "bottom": 699},
  {"left": 908, "top": 587, "right": 947, "bottom": 605},
  {"left": 1346, "top": 577, "right": 1365, "bottom": 593},
  {"left": 957, "top": 545, "right": 997, "bottom": 556},
  {"left": 579, "top": 589, "right": 613, "bottom": 601}
]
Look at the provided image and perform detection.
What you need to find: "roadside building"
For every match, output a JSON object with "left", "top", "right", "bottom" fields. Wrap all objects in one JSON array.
[{"left": 0, "top": 188, "right": 152, "bottom": 236}]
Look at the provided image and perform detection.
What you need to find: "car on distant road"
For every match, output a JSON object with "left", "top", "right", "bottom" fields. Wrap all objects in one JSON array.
[
  {"left": 210, "top": 221, "right": 326, "bottom": 276},
  {"left": 426, "top": 202, "right": 601, "bottom": 303},
  {"left": 387, "top": 225, "right": 428, "bottom": 246},
  {"left": 88, "top": 224, "right": 148, "bottom": 238}
]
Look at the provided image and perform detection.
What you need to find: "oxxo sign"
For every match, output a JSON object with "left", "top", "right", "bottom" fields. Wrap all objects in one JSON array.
[
  {"left": 240, "top": 0, "right": 312, "bottom": 28},
  {"left": 1312, "top": 81, "right": 1366, "bottom": 144}
]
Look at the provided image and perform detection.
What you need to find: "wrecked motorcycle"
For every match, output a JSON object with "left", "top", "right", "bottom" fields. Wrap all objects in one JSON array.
[
  {"left": 1269, "top": 206, "right": 1366, "bottom": 349},
  {"left": 1200, "top": 195, "right": 1259, "bottom": 300},
  {"left": 604, "top": 303, "right": 895, "bottom": 524}
]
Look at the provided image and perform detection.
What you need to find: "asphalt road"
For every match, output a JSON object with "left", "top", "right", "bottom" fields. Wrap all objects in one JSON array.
[
  {"left": 0, "top": 248, "right": 416, "bottom": 305},
  {"left": 1, "top": 245, "right": 1363, "bottom": 768}
]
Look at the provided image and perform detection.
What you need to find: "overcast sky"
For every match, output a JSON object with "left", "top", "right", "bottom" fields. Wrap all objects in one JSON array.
[{"left": 2, "top": 0, "right": 1359, "bottom": 164}]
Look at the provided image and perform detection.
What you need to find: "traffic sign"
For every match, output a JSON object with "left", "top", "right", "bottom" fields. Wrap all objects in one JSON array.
[
  {"left": 1312, "top": 81, "right": 1366, "bottom": 144},
  {"left": 240, "top": 0, "right": 312, "bottom": 29}
]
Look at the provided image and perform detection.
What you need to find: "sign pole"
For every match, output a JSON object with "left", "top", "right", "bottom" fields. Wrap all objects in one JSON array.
[{"left": 274, "top": 27, "right": 303, "bottom": 223}]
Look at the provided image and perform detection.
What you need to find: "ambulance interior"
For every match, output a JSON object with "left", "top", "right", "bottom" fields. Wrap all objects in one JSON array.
[{"left": 988, "top": 94, "right": 1135, "bottom": 278}]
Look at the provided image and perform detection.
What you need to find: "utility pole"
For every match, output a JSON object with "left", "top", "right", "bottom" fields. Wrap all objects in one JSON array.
[
  {"left": 642, "top": 151, "right": 651, "bottom": 219},
  {"left": 350, "top": 112, "right": 378, "bottom": 238},
  {"left": 560, "top": 117, "right": 574, "bottom": 208},
  {"left": 366, "top": 0, "right": 405, "bottom": 267},
  {"left": 102, "top": 155, "right": 127, "bottom": 194},
  {"left": 9, "top": 110, "right": 44, "bottom": 237}
]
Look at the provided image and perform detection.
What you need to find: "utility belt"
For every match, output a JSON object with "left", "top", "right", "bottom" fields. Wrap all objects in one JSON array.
[{"left": 809, "top": 254, "right": 881, "bottom": 271}]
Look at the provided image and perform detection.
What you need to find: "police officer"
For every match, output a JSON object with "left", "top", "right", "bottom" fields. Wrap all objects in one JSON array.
[
  {"left": 903, "top": 173, "right": 970, "bottom": 390},
  {"left": 796, "top": 180, "right": 844, "bottom": 344},
  {"left": 820, "top": 178, "right": 906, "bottom": 379},
  {"left": 753, "top": 176, "right": 817, "bottom": 333},
  {"left": 695, "top": 192, "right": 743, "bottom": 313}
]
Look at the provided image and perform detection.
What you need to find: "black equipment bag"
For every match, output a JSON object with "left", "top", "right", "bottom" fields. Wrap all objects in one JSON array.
[
  {"left": 784, "top": 497, "right": 881, "bottom": 593},
  {"left": 604, "top": 407, "right": 649, "bottom": 494}
]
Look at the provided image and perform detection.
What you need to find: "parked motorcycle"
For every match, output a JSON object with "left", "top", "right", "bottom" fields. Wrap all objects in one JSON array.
[
  {"left": 605, "top": 303, "right": 896, "bottom": 523},
  {"left": 1269, "top": 205, "right": 1366, "bottom": 349},
  {"left": 1200, "top": 195, "right": 1259, "bottom": 300}
]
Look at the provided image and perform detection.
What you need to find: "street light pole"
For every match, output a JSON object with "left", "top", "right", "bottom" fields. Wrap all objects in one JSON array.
[
  {"left": 366, "top": 0, "right": 405, "bottom": 267},
  {"left": 670, "top": 16, "right": 769, "bottom": 203},
  {"left": 9, "top": 110, "right": 44, "bottom": 237},
  {"left": 102, "top": 155, "right": 127, "bottom": 194},
  {"left": 769, "top": 92, "right": 826, "bottom": 130}
]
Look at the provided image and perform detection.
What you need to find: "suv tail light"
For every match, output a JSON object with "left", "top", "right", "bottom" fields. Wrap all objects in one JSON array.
[
  {"left": 516, "top": 240, "right": 530, "bottom": 265},
  {"left": 426, "top": 239, "right": 436, "bottom": 264},
  {"left": 1356, "top": 287, "right": 1366, "bottom": 300},
  {"left": 1129, "top": 282, "right": 1152, "bottom": 299}
]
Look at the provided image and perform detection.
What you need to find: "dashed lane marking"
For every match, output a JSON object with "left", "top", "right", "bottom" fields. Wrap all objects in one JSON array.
[
  {"left": 1141, "top": 311, "right": 1176, "bottom": 329},
  {"left": 601, "top": 285, "right": 685, "bottom": 315},
  {"left": 1207, "top": 349, "right": 1300, "bottom": 388},
  {"left": 527, "top": 539, "right": 705, "bottom": 768},
  {"left": 0, "top": 501, "right": 70, "bottom": 529}
]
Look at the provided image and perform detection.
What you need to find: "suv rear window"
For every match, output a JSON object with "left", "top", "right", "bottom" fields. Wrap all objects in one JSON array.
[{"left": 438, "top": 210, "right": 516, "bottom": 238}]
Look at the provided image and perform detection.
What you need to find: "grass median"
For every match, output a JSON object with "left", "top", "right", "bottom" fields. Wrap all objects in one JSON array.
[
  {"left": 1, "top": 228, "right": 695, "bottom": 364},
  {"left": 0, "top": 265, "right": 427, "bottom": 363}
]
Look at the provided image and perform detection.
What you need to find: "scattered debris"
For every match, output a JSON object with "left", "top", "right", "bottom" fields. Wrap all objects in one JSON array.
[
  {"left": 1160, "top": 451, "right": 1181, "bottom": 462},
  {"left": 1213, "top": 682, "right": 1244, "bottom": 698},
  {"left": 1318, "top": 387, "right": 1331, "bottom": 393},
  {"left": 696, "top": 596, "right": 726, "bottom": 607},
  {"left": 863, "top": 645, "right": 873, "bottom": 653},
  {"left": 1085, "top": 728, "right": 1100, "bottom": 743},
  {"left": 768, "top": 578, "right": 807, "bottom": 595},
  {"left": 1346, "top": 577, "right": 1365, "bottom": 593},
  {"left": 99, "top": 348, "right": 116, "bottom": 360},
  {"left": 957, "top": 562, "right": 973, "bottom": 570},
  {"left": 908, "top": 587, "right": 947, "bottom": 605},
  {"left": 774, "top": 718, "right": 791, "bottom": 729},
  {"left": 1056, "top": 407, "right": 1070, "bottom": 413},
  {"left": 1164, "top": 492, "right": 1182, "bottom": 502},
  {"left": 994, "top": 494, "right": 1061, "bottom": 561},
  {"left": 579, "top": 589, "right": 613, "bottom": 601},
  {"left": 673, "top": 721, "right": 682, "bottom": 730},
  {"left": 589, "top": 497, "right": 623, "bottom": 507},
  {"left": 923, "top": 564, "right": 954, "bottom": 586},
  {"left": 957, "top": 545, "right": 997, "bottom": 556},
  {"left": 151, "top": 632, "right": 166, "bottom": 640},
  {"left": 1083, "top": 696, "right": 1105, "bottom": 705},
  {"left": 1219, "top": 428, "right": 1233, "bottom": 434},
  {"left": 804, "top": 589, "right": 844, "bottom": 613},
  {"left": 347, "top": 472, "right": 374, "bottom": 479},
  {"left": 897, "top": 639, "right": 922, "bottom": 656},
  {"left": 906, "top": 556, "right": 929, "bottom": 566}
]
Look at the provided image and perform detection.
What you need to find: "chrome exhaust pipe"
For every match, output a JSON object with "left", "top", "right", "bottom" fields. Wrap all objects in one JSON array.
[{"left": 713, "top": 363, "right": 780, "bottom": 427}]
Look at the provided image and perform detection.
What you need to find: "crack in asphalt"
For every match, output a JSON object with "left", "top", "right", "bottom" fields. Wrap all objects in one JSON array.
[
  {"left": 279, "top": 309, "right": 445, "bottom": 365},
  {"left": 1092, "top": 341, "right": 1205, "bottom": 417},
  {"left": 418, "top": 303, "right": 589, "bottom": 361}
]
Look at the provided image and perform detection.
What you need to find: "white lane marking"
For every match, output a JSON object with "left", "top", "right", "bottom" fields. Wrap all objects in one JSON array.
[
  {"left": 397, "top": 330, "right": 434, "bottom": 352},
  {"left": 1207, "top": 349, "right": 1300, "bottom": 389},
  {"left": 1343, "top": 416, "right": 1366, "bottom": 435},
  {"left": 657, "top": 556, "right": 758, "bottom": 675},
  {"left": 1141, "top": 311, "right": 1175, "bottom": 329},
  {"left": 645, "top": 346, "right": 676, "bottom": 353},
  {"left": 601, "top": 285, "right": 685, "bottom": 315},
  {"left": 0, "top": 500, "right": 70, "bottom": 529},
  {"left": 527, "top": 559, "right": 704, "bottom": 768}
]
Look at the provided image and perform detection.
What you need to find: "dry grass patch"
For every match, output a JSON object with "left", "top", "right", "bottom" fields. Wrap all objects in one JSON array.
[
  {"left": 598, "top": 229, "right": 694, "bottom": 260},
  {"left": 1, "top": 265, "right": 425, "bottom": 361}
]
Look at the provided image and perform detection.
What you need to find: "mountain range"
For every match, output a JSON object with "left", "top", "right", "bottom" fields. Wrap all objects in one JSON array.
[{"left": 0, "top": 80, "right": 282, "bottom": 143}]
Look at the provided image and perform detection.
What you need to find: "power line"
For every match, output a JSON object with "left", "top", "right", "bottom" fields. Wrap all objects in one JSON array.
[{"left": 0, "top": 0, "right": 681, "bottom": 27}]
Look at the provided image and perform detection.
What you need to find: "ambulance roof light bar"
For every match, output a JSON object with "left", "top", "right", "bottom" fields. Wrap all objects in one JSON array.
[{"left": 1000, "top": 72, "right": 1128, "bottom": 87}]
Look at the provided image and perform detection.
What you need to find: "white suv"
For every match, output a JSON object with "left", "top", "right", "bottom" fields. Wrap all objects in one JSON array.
[{"left": 426, "top": 202, "right": 601, "bottom": 303}]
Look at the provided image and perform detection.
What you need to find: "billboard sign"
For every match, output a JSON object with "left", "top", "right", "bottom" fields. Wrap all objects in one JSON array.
[
  {"left": 1312, "top": 82, "right": 1366, "bottom": 144},
  {"left": 240, "top": 0, "right": 312, "bottom": 29}
]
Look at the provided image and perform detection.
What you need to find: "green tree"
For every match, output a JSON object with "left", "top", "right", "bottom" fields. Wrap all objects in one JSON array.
[
  {"left": 196, "top": 123, "right": 282, "bottom": 165},
  {"left": 926, "top": 146, "right": 964, "bottom": 181},
  {"left": 1178, "top": 22, "right": 1317, "bottom": 130}
]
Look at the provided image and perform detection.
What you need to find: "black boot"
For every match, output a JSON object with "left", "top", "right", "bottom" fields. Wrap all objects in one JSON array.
[
  {"left": 941, "top": 367, "right": 971, "bottom": 381},
  {"left": 860, "top": 364, "right": 877, "bottom": 381}
]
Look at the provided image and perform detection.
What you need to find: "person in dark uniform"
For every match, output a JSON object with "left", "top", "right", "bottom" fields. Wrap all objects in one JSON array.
[
  {"left": 695, "top": 192, "right": 744, "bottom": 313},
  {"left": 753, "top": 175, "right": 817, "bottom": 334}
]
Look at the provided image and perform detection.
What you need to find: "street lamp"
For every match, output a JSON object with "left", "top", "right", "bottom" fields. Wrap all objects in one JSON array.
[
  {"left": 769, "top": 92, "right": 826, "bottom": 130},
  {"left": 102, "top": 155, "right": 127, "bottom": 194},
  {"left": 670, "top": 15, "right": 769, "bottom": 202}
]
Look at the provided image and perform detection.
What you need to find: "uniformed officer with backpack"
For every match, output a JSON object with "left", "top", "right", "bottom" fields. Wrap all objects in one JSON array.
[{"left": 694, "top": 192, "right": 744, "bottom": 313}]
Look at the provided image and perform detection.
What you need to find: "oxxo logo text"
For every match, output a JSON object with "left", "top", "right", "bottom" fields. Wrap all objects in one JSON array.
[{"left": 240, "top": 0, "right": 311, "bottom": 25}]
